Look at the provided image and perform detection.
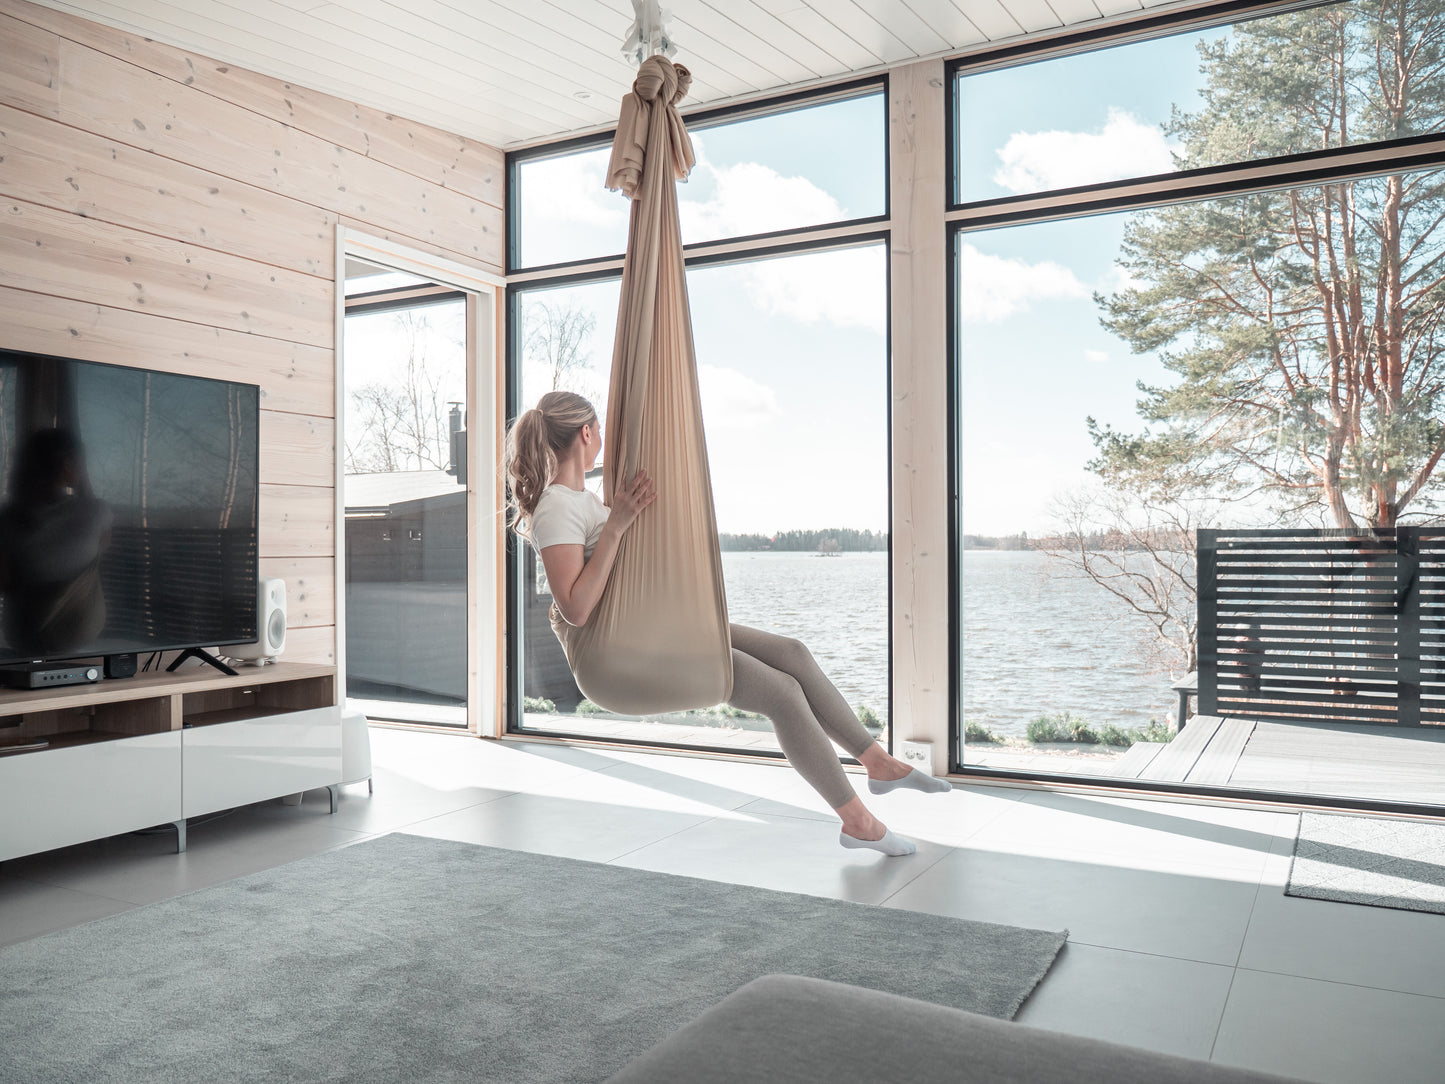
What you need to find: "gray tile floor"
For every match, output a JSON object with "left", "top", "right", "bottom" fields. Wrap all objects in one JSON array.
[{"left": 3, "top": 726, "right": 1444, "bottom": 1083}]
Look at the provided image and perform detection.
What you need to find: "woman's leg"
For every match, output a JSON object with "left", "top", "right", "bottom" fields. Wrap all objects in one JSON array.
[
  {"left": 726, "top": 645, "right": 858, "bottom": 810},
  {"left": 727, "top": 641, "right": 915, "bottom": 856},
  {"left": 728, "top": 623, "right": 878, "bottom": 758},
  {"left": 728, "top": 622, "right": 951, "bottom": 796}
]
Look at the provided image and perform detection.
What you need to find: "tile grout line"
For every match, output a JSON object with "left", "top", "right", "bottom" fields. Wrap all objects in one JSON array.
[{"left": 1210, "top": 819, "right": 1294, "bottom": 1062}]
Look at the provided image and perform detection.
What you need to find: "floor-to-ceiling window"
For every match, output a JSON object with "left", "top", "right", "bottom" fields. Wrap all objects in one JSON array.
[
  {"left": 950, "top": 0, "right": 1445, "bottom": 811},
  {"left": 507, "top": 83, "right": 891, "bottom": 757}
]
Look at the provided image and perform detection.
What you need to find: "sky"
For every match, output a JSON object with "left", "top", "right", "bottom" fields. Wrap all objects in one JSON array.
[{"left": 351, "top": 18, "right": 1292, "bottom": 538}]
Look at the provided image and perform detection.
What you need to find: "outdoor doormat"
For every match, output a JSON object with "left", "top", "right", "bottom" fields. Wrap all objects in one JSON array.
[
  {"left": 0, "top": 832, "right": 1067, "bottom": 1084},
  {"left": 1287, "top": 811, "right": 1445, "bottom": 914}
]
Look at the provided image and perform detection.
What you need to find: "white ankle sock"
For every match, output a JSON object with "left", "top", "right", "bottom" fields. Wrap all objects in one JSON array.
[
  {"left": 839, "top": 828, "right": 916, "bottom": 857},
  {"left": 868, "top": 766, "right": 953, "bottom": 795}
]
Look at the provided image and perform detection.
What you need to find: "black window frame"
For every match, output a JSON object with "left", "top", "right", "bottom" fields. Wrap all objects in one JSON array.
[{"left": 945, "top": 0, "right": 1445, "bottom": 818}]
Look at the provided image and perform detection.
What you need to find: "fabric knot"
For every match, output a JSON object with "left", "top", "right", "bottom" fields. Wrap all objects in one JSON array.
[
  {"left": 633, "top": 55, "right": 689, "bottom": 106},
  {"left": 605, "top": 56, "right": 696, "bottom": 199}
]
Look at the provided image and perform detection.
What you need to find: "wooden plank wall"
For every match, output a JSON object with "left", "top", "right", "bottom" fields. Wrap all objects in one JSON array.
[{"left": 0, "top": 0, "right": 505, "bottom": 667}]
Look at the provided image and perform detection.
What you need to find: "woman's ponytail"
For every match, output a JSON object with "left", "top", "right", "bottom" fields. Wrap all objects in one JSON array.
[{"left": 502, "top": 390, "right": 597, "bottom": 539}]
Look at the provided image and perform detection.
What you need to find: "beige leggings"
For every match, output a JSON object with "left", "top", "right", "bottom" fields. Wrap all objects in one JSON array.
[{"left": 726, "top": 623, "right": 877, "bottom": 810}]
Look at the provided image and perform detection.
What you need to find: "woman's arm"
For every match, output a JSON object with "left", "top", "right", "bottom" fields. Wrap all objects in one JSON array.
[{"left": 539, "top": 469, "right": 655, "bottom": 627}]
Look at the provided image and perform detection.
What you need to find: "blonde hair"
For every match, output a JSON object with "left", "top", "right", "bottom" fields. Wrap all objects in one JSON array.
[{"left": 502, "top": 390, "right": 598, "bottom": 539}]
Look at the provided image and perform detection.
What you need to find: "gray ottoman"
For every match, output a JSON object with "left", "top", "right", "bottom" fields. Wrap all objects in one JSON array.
[{"left": 603, "top": 974, "right": 1305, "bottom": 1084}]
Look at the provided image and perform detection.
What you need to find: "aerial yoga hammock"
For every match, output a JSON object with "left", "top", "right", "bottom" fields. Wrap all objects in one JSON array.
[{"left": 545, "top": 54, "right": 734, "bottom": 716}]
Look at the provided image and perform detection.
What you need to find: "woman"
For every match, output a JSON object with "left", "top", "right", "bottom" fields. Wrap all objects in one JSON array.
[{"left": 503, "top": 391, "right": 949, "bottom": 857}]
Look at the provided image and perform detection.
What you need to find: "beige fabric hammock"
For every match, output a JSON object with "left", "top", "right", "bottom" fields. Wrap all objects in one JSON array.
[{"left": 548, "top": 56, "right": 733, "bottom": 716}]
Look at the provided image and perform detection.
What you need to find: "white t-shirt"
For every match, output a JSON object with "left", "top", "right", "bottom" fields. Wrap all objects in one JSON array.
[{"left": 530, "top": 483, "right": 610, "bottom": 559}]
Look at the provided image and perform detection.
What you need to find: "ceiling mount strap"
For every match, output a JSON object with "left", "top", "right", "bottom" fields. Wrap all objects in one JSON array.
[{"left": 621, "top": 0, "right": 676, "bottom": 65}]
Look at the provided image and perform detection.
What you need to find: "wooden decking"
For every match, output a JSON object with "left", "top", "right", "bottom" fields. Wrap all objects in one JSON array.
[{"left": 1109, "top": 714, "right": 1445, "bottom": 805}]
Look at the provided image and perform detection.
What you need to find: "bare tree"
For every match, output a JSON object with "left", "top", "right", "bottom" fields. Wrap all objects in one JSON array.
[
  {"left": 345, "top": 309, "right": 459, "bottom": 474},
  {"left": 525, "top": 298, "right": 598, "bottom": 393},
  {"left": 1040, "top": 488, "right": 1211, "bottom": 675}
]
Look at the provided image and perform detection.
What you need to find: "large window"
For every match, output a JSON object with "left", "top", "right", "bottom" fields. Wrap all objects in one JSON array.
[
  {"left": 508, "top": 83, "right": 891, "bottom": 760},
  {"left": 950, "top": 0, "right": 1445, "bottom": 811},
  {"left": 513, "top": 88, "right": 886, "bottom": 269},
  {"left": 953, "top": 0, "right": 1445, "bottom": 204}
]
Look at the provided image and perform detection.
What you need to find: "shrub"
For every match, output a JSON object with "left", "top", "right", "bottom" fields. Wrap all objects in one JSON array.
[
  {"left": 856, "top": 704, "right": 884, "bottom": 733},
  {"left": 1097, "top": 723, "right": 1134, "bottom": 747},
  {"left": 706, "top": 703, "right": 765, "bottom": 720},
  {"left": 575, "top": 699, "right": 605, "bottom": 715},
  {"left": 1097, "top": 719, "right": 1177, "bottom": 747},
  {"left": 1026, "top": 711, "right": 1100, "bottom": 744},
  {"left": 963, "top": 721, "right": 1003, "bottom": 744},
  {"left": 523, "top": 696, "right": 557, "bottom": 714}
]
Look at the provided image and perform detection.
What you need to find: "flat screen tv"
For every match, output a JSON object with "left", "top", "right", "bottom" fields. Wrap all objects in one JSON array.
[{"left": 0, "top": 350, "right": 260, "bottom": 667}]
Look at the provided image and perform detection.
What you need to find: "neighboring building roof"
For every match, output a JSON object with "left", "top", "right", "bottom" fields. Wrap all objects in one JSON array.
[{"left": 344, "top": 470, "right": 462, "bottom": 513}]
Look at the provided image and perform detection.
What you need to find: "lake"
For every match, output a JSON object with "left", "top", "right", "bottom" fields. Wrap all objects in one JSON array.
[{"left": 722, "top": 549, "right": 1181, "bottom": 737}]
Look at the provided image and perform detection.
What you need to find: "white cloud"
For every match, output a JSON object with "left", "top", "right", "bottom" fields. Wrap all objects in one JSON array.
[
  {"left": 699, "top": 363, "right": 782, "bottom": 431},
  {"left": 992, "top": 109, "right": 1176, "bottom": 194},
  {"left": 741, "top": 245, "right": 886, "bottom": 333},
  {"left": 1084, "top": 348, "right": 1109, "bottom": 363},
  {"left": 680, "top": 159, "right": 843, "bottom": 241},
  {"left": 523, "top": 150, "right": 627, "bottom": 229},
  {"left": 1098, "top": 263, "right": 1146, "bottom": 297},
  {"left": 957, "top": 242, "right": 1088, "bottom": 323}
]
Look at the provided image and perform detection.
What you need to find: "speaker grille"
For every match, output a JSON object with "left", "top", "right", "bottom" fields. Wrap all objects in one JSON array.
[{"left": 267, "top": 609, "right": 287, "bottom": 650}]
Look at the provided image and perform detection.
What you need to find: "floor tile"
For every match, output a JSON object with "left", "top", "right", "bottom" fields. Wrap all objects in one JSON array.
[
  {"left": 883, "top": 847, "right": 1259, "bottom": 965},
  {"left": 403, "top": 790, "right": 717, "bottom": 864},
  {"left": 1213, "top": 969, "right": 1445, "bottom": 1084},
  {"left": 0, "top": 811, "right": 367, "bottom": 905},
  {"left": 1015, "top": 942, "right": 1235, "bottom": 1061},
  {"left": 1241, "top": 836, "right": 1445, "bottom": 999},
  {"left": 965, "top": 790, "right": 1289, "bottom": 877},
  {"left": 0, "top": 874, "right": 136, "bottom": 948},
  {"left": 612, "top": 811, "right": 952, "bottom": 905}
]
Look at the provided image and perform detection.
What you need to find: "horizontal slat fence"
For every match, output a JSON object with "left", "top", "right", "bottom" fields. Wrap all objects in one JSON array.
[{"left": 1199, "top": 528, "right": 1445, "bottom": 727}]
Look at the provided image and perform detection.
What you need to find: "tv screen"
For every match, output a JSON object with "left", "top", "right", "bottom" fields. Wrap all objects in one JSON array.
[{"left": 0, "top": 351, "right": 260, "bottom": 666}]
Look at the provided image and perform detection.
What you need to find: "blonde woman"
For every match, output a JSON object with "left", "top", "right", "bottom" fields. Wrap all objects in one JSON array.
[{"left": 504, "top": 390, "right": 950, "bottom": 857}]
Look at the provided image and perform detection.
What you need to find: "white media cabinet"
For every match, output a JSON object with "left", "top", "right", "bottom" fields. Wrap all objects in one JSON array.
[{"left": 0, "top": 662, "right": 341, "bottom": 862}]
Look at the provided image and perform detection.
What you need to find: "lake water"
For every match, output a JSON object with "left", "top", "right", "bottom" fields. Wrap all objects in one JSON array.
[{"left": 722, "top": 549, "right": 1180, "bottom": 737}]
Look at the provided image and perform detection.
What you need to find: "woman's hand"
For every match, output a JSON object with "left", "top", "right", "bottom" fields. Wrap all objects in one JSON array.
[{"left": 607, "top": 468, "right": 657, "bottom": 534}]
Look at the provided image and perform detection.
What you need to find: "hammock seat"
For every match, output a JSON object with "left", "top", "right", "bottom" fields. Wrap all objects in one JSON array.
[{"left": 547, "top": 56, "right": 734, "bottom": 716}]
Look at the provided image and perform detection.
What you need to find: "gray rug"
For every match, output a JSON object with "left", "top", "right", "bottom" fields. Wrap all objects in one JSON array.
[
  {"left": 0, "top": 833, "right": 1066, "bottom": 1083},
  {"left": 1287, "top": 812, "right": 1445, "bottom": 914}
]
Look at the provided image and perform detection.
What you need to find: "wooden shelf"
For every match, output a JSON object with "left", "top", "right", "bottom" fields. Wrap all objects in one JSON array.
[{"left": 0, "top": 662, "right": 336, "bottom": 718}]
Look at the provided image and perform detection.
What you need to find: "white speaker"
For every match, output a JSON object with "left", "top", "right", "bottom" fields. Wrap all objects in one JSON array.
[{"left": 230, "top": 578, "right": 286, "bottom": 662}]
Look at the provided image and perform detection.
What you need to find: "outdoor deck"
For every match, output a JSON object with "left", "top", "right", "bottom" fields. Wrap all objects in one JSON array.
[{"left": 1108, "top": 714, "right": 1445, "bottom": 806}]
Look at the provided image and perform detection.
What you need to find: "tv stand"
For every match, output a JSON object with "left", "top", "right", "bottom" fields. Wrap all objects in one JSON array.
[
  {"left": 167, "top": 646, "right": 238, "bottom": 677},
  {"left": 0, "top": 662, "right": 340, "bottom": 862}
]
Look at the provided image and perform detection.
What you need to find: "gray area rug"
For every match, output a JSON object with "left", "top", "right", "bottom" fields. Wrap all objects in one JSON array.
[
  {"left": 1287, "top": 812, "right": 1445, "bottom": 914},
  {"left": 0, "top": 833, "right": 1066, "bottom": 1083}
]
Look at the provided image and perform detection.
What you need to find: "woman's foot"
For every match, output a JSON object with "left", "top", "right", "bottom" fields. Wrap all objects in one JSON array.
[
  {"left": 869, "top": 767, "right": 952, "bottom": 795},
  {"left": 836, "top": 803, "right": 916, "bottom": 856},
  {"left": 858, "top": 744, "right": 951, "bottom": 793},
  {"left": 857, "top": 744, "right": 912, "bottom": 782},
  {"left": 839, "top": 828, "right": 915, "bottom": 857}
]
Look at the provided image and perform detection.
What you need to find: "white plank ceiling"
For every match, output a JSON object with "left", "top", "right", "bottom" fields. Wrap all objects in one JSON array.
[{"left": 30, "top": 0, "right": 1188, "bottom": 148}]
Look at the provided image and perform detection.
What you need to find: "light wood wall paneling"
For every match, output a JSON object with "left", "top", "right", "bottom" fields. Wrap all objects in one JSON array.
[
  {"left": 2, "top": 0, "right": 505, "bottom": 209},
  {"left": 259, "top": 483, "right": 334, "bottom": 558},
  {"left": 53, "top": 40, "right": 503, "bottom": 270},
  {"left": 258, "top": 557, "right": 336, "bottom": 629},
  {"left": 889, "top": 61, "right": 950, "bottom": 757},
  {"left": 0, "top": 104, "right": 336, "bottom": 278},
  {"left": 259, "top": 410, "right": 334, "bottom": 488},
  {"left": 0, "top": 288, "right": 334, "bottom": 417},
  {"left": 281, "top": 625, "right": 336, "bottom": 666},
  {"left": 1, "top": 197, "right": 334, "bottom": 347},
  {"left": 0, "top": 10, "right": 57, "bottom": 118}
]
